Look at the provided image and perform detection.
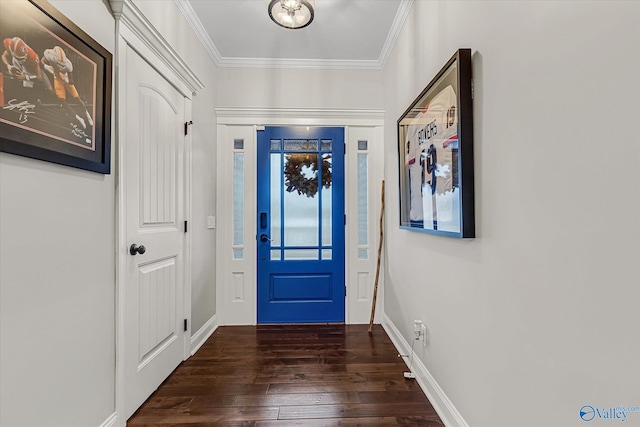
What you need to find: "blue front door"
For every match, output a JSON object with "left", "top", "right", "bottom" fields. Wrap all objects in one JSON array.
[{"left": 257, "top": 126, "right": 345, "bottom": 323}]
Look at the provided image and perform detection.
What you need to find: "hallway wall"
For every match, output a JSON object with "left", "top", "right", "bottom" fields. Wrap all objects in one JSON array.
[
  {"left": 0, "top": 3, "right": 115, "bottom": 426},
  {"left": 0, "top": 1, "right": 218, "bottom": 425},
  {"left": 382, "top": 1, "right": 640, "bottom": 426},
  {"left": 216, "top": 67, "right": 383, "bottom": 110}
]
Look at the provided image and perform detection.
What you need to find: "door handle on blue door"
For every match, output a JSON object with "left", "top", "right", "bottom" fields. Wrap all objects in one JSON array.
[{"left": 259, "top": 234, "right": 272, "bottom": 243}]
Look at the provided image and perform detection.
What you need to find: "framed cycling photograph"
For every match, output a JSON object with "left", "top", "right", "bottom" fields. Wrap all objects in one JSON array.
[
  {"left": 397, "top": 48, "right": 475, "bottom": 238},
  {"left": 0, "top": 0, "right": 112, "bottom": 174}
]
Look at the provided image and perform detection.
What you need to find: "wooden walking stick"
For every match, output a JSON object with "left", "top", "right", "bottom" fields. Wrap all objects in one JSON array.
[{"left": 368, "top": 180, "right": 385, "bottom": 333}]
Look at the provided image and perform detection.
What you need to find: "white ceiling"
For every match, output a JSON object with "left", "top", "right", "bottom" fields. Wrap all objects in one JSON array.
[{"left": 175, "top": 0, "right": 413, "bottom": 69}]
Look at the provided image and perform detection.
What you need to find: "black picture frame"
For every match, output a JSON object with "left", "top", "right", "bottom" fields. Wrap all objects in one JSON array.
[
  {"left": 397, "top": 48, "right": 474, "bottom": 238},
  {"left": 0, "top": 0, "right": 112, "bottom": 174}
]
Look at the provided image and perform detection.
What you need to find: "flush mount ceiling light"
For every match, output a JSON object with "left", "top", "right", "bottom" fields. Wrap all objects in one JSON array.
[{"left": 268, "top": 0, "right": 315, "bottom": 30}]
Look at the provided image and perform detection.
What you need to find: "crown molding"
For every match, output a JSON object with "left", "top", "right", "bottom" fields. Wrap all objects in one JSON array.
[
  {"left": 173, "top": 0, "right": 223, "bottom": 65},
  {"left": 110, "top": 0, "right": 204, "bottom": 92},
  {"left": 215, "top": 57, "right": 384, "bottom": 70},
  {"left": 175, "top": 0, "right": 413, "bottom": 70},
  {"left": 378, "top": 0, "right": 413, "bottom": 66}
]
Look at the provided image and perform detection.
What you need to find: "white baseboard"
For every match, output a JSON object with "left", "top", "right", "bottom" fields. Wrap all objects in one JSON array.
[
  {"left": 382, "top": 314, "right": 469, "bottom": 427},
  {"left": 191, "top": 314, "right": 218, "bottom": 355},
  {"left": 99, "top": 412, "right": 118, "bottom": 427}
]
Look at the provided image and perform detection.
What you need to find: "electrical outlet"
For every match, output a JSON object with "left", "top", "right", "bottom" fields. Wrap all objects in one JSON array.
[
  {"left": 412, "top": 320, "right": 423, "bottom": 341},
  {"left": 421, "top": 323, "right": 427, "bottom": 347}
]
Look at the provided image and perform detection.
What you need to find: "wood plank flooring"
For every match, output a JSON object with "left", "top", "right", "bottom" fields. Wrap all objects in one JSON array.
[{"left": 127, "top": 324, "right": 445, "bottom": 426}]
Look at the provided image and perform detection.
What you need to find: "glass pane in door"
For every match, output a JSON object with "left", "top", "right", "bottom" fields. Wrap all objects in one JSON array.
[{"left": 283, "top": 153, "right": 319, "bottom": 249}]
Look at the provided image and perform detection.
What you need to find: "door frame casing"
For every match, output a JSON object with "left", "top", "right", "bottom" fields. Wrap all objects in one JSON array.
[
  {"left": 112, "top": 2, "right": 203, "bottom": 424},
  {"left": 215, "top": 108, "right": 385, "bottom": 327}
]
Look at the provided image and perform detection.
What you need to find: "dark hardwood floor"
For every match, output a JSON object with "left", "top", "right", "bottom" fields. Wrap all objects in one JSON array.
[{"left": 127, "top": 324, "right": 445, "bottom": 426}]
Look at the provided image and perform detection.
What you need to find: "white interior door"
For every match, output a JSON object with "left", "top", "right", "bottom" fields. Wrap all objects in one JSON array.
[{"left": 124, "top": 45, "right": 186, "bottom": 419}]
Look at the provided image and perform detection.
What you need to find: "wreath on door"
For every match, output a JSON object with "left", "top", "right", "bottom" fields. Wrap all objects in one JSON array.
[{"left": 284, "top": 153, "right": 332, "bottom": 198}]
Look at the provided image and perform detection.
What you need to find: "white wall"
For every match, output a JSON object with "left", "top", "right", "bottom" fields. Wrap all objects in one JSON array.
[
  {"left": 216, "top": 67, "right": 383, "bottom": 109},
  {"left": 0, "top": 1, "right": 219, "bottom": 425},
  {"left": 189, "top": 86, "right": 217, "bottom": 334},
  {"left": 382, "top": 1, "right": 640, "bottom": 426},
  {"left": 0, "top": 2, "right": 116, "bottom": 426}
]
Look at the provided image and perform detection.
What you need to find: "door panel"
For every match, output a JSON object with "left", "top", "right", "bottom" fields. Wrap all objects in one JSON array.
[
  {"left": 139, "top": 86, "right": 177, "bottom": 225},
  {"left": 257, "top": 126, "right": 345, "bottom": 323},
  {"left": 137, "top": 257, "right": 177, "bottom": 366},
  {"left": 271, "top": 274, "right": 332, "bottom": 300},
  {"left": 124, "top": 46, "right": 185, "bottom": 419}
]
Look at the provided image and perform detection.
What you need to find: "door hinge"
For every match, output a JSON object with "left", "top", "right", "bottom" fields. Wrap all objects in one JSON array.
[
  {"left": 184, "top": 220, "right": 188, "bottom": 233},
  {"left": 344, "top": 144, "right": 346, "bottom": 155},
  {"left": 345, "top": 286, "right": 347, "bottom": 296},
  {"left": 184, "top": 120, "right": 193, "bottom": 136},
  {"left": 344, "top": 214, "right": 347, "bottom": 225},
  {"left": 184, "top": 319, "right": 188, "bottom": 332}
]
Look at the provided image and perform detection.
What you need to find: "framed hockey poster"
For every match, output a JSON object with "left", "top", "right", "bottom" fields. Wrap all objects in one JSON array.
[
  {"left": 0, "top": 0, "right": 112, "bottom": 173},
  {"left": 397, "top": 49, "right": 474, "bottom": 238}
]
